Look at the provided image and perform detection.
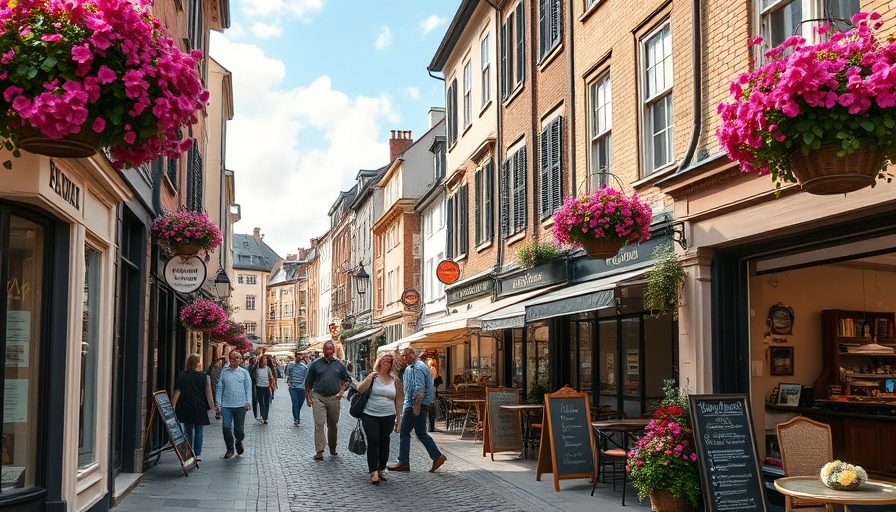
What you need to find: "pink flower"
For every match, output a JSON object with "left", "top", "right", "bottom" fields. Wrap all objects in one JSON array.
[{"left": 92, "top": 117, "right": 106, "bottom": 133}]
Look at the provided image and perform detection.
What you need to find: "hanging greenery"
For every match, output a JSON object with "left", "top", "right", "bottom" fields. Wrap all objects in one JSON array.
[
  {"left": 516, "top": 240, "right": 564, "bottom": 268},
  {"left": 644, "top": 246, "right": 686, "bottom": 320}
]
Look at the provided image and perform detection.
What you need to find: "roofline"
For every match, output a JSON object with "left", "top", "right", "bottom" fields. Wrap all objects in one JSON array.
[
  {"left": 428, "top": 0, "right": 479, "bottom": 73},
  {"left": 414, "top": 177, "right": 444, "bottom": 211}
]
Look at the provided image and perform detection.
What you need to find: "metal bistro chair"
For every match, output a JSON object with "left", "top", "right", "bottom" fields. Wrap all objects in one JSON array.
[
  {"left": 776, "top": 416, "right": 834, "bottom": 512},
  {"left": 591, "top": 425, "right": 628, "bottom": 505}
]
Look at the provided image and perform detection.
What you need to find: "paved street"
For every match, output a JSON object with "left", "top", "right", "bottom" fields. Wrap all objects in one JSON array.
[{"left": 116, "top": 385, "right": 649, "bottom": 511}]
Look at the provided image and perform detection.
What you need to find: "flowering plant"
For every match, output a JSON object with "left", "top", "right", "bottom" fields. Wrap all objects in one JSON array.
[
  {"left": 717, "top": 12, "right": 896, "bottom": 187},
  {"left": 820, "top": 460, "right": 867, "bottom": 490},
  {"left": 208, "top": 320, "right": 245, "bottom": 345},
  {"left": 516, "top": 239, "right": 564, "bottom": 268},
  {"left": 151, "top": 209, "right": 222, "bottom": 254},
  {"left": 0, "top": 0, "right": 208, "bottom": 169},
  {"left": 552, "top": 187, "right": 652, "bottom": 248},
  {"left": 179, "top": 299, "right": 226, "bottom": 332}
]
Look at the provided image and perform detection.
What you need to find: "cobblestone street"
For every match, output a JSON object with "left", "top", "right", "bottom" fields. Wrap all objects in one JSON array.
[{"left": 116, "top": 386, "right": 648, "bottom": 511}]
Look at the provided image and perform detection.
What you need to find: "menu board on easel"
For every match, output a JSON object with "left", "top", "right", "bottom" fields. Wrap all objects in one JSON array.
[
  {"left": 535, "top": 386, "right": 595, "bottom": 491},
  {"left": 482, "top": 387, "right": 522, "bottom": 460},
  {"left": 151, "top": 390, "right": 197, "bottom": 476}
]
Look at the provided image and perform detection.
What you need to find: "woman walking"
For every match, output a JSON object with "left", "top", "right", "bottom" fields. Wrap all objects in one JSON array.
[
  {"left": 356, "top": 353, "right": 402, "bottom": 485},
  {"left": 173, "top": 354, "right": 214, "bottom": 461},
  {"left": 254, "top": 355, "right": 277, "bottom": 424}
]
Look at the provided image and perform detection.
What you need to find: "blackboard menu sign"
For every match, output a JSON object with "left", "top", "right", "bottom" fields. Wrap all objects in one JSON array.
[
  {"left": 689, "top": 394, "right": 767, "bottom": 512},
  {"left": 152, "top": 390, "right": 196, "bottom": 476},
  {"left": 536, "top": 386, "right": 595, "bottom": 491},
  {"left": 482, "top": 387, "right": 522, "bottom": 459}
]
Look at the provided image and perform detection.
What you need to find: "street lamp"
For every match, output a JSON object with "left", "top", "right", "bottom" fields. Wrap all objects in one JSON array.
[
  {"left": 214, "top": 268, "right": 231, "bottom": 299},
  {"left": 354, "top": 263, "right": 369, "bottom": 296}
]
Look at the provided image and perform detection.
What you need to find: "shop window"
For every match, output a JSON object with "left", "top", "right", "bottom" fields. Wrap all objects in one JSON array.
[
  {"left": 79, "top": 245, "right": 101, "bottom": 468},
  {"left": 569, "top": 318, "right": 594, "bottom": 398},
  {"left": 526, "top": 323, "right": 550, "bottom": 394},
  {"left": 2, "top": 215, "right": 45, "bottom": 493},
  {"left": 470, "top": 335, "right": 498, "bottom": 387},
  {"left": 512, "top": 328, "right": 524, "bottom": 390}
]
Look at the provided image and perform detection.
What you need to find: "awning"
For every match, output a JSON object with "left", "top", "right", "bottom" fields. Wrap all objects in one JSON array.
[
  {"left": 345, "top": 326, "right": 384, "bottom": 343},
  {"left": 479, "top": 285, "right": 565, "bottom": 331},
  {"left": 524, "top": 268, "right": 648, "bottom": 322}
]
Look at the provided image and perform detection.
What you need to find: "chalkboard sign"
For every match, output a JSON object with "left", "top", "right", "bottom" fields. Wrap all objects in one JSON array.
[
  {"left": 482, "top": 387, "right": 522, "bottom": 460},
  {"left": 536, "top": 386, "right": 595, "bottom": 491},
  {"left": 689, "top": 394, "right": 768, "bottom": 512},
  {"left": 152, "top": 390, "right": 196, "bottom": 476}
]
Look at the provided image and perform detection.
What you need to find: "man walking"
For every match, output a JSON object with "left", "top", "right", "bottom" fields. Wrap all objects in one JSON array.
[
  {"left": 388, "top": 348, "right": 446, "bottom": 473},
  {"left": 305, "top": 341, "right": 352, "bottom": 461},
  {"left": 215, "top": 351, "right": 252, "bottom": 459},
  {"left": 286, "top": 353, "right": 309, "bottom": 426}
]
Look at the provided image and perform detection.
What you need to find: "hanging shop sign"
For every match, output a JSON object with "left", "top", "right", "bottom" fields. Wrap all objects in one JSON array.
[
  {"left": 436, "top": 259, "right": 461, "bottom": 285},
  {"left": 572, "top": 233, "right": 671, "bottom": 281},
  {"left": 164, "top": 255, "right": 207, "bottom": 294},
  {"left": 446, "top": 276, "right": 494, "bottom": 306},
  {"left": 401, "top": 288, "right": 420, "bottom": 311},
  {"left": 497, "top": 259, "right": 567, "bottom": 298}
]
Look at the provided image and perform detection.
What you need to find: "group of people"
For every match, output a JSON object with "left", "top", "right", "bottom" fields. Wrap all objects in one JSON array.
[{"left": 173, "top": 341, "right": 447, "bottom": 483}]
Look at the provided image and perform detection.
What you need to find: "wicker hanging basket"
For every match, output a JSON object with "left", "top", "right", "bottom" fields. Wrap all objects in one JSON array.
[
  {"left": 580, "top": 237, "right": 625, "bottom": 259},
  {"left": 16, "top": 126, "right": 99, "bottom": 159},
  {"left": 789, "top": 144, "right": 883, "bottom": 195},
  {"left": 649, "top": 490, "right": 694, "bottom": 512},
  {"left": 168, "top": 242, "right": 202, "bottom": 256}
]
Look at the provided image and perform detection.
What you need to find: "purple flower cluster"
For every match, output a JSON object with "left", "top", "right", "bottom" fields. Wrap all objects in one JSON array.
[
  {"left": 150, "top": 209, "right": 223, "bottom": 253},
  {"left": 208, "top": 320, "right": 246, "bottom": 346},
  {"left": 552, "top": 187, "right": 652, "bottom": 248},
  {"left": 717, "top": 12, "right": 896, "bottom": 185},
  {"left": 0, "top": 0, "right": 208, "bottom": 169},
  {"left": 179, "top": 299, "right": 226, "bottom": 332}
]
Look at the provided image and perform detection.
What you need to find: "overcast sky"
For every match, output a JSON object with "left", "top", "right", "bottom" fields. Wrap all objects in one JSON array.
[{"left": 209, "top": 1, "right": 460, "bottom": 258}]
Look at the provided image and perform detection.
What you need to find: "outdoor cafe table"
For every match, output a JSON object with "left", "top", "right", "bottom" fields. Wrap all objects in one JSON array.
[
  {"left": 774, "top": 476, "right": 896, "bottom": 506},
  {"left": 453, "top": 399, "right": 486, "bottom": 441},
  {"left": 499, "top": 404, "right": 544, "bottom": 459},
  {"left": 592, "top": 418, "right": 651, "bottom": 450}
]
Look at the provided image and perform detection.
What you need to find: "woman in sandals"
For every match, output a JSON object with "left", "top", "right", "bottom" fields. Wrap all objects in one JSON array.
[{"left": 356, "top": 353, "right": 403, "bottom": 484}]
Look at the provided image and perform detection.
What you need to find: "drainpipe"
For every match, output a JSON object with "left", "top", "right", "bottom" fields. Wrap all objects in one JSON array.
[
  {"left": 485, "top": 0, "right": 504, "bottom": 288},
  {"left": 676, "top": 0, "right": 703, "bottom": 174},
  {"left": 566, "top": 0, "right": 576, "bottom": 197}
]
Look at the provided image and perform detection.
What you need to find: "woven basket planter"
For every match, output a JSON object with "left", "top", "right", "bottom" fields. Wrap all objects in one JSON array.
[
  {"left": 649, "top": 490, "right": 694, "bottom": 512},
  {"left": 16, "top": 126, "right": 98, "bottom": 159},
  {"left": 168, "top": 242, "right": 202, "bottom": 256},
  {"left": 789, "top": 144, "right": 883, "bottom": 195},
  {"left": 580, "top": 237, "right": 625, "bottom": 259}
]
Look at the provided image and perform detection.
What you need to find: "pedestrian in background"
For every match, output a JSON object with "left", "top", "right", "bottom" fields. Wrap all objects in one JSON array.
[
  {"left": 254, "top": 355, "right": 276, "bottom": 424},
  {"left": 356, "top": 353, "right": 402, "bottom": 484},
  {"left": 305, "top": 341, "right": 352, "bottom": 461},
  {"left": 247, "top": 356, "right": 259, "bottom": 421},
  {"left": 388, "top": 348, "right": 446, "bottom": 473},
  {"left": 206, "top": 356, "right": 224, "bottom": 419},
  {"left": 215, "top": 351, "right": 252, "bottom": 459},
  {"left": 286, "top": 353, "right": 309, "bottom": 426},
  {"left": 173, "top": 354, "right": 214, "bottom": 461}
]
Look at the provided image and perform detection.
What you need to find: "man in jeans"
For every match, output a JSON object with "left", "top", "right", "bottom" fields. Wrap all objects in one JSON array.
[
  {"left": 388, "top": 348, "right": 447, "bottom": 473},
  {"left": 285, "top": 353, "right": 309, "bottom": 426},
  {"left": 305, "top": 341, "right": 352, "bottom": 461},
  {"left": 215, "top": 351, "right": 252, "bottom": 459}
]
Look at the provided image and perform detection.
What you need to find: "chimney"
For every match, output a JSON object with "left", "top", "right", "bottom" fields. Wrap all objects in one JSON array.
[
  {"left": 286, "top": 253, "right": 297, "bottom": 261},
  {"left": 428, "top": 107, "right": 446, "bottom": 129},
  {"left": 310, "top": 238, "right": 319, "bottom": 249},
  {"left": 253, "top": 227, "right": 261, "bottom": 243},
  {"left": 389, "top": 129, "right": 414, "bottom": 162}
]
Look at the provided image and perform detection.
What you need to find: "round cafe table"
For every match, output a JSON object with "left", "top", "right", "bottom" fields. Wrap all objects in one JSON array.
[{"left": 775, "top": 476, "right": 896, "bottom": 506}]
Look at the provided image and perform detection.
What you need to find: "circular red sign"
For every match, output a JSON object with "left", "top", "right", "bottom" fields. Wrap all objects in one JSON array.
[{"left": 436, "top": 259, "right": 460, "bottom": 285}]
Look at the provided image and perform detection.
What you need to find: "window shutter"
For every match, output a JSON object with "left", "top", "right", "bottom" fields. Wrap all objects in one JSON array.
[
  {"left": 459, "top": 184, "right": 469, "bottom": 255},
  {"left": 551, "top": 117, "right": 563, "bottom": 215},
  {"left": 485, "top": 161, "right": 494, "bottom": 241},
  {"left": 551, "top": 0, "right": 562, "bottom": 48},
  {"left": 538, "top": 0, "right": 547, "bottom": 58},
  {"left": 500, "top": 20, "right": 508, "bottom": 99},
  {"left": 474, "top": 169, "right": 482, "bottom": 245},
  {"left": 445, "top": 83, "right": 453, "bottom": 144},
  {"left": 539, "top": 125, "right": 550, "bottom": 220},
  {"left": 449, "top": 80, "right": 458, "bottom": 145},
  {"left": 446, "top": 195, "right": 455, "bottom": 258},
  {"left": 514, "top": 147, "right": 528, "bottom": 232},
  {"left": 501, "top": 159, "right": 511, "bottom": 236},
  {"left": 515, "top": 2, "right": 525, "bottom": 85}
]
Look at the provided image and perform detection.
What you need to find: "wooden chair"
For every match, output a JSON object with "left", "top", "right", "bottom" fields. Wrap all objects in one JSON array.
[
  {"left": 591, "top": 425, "right": 628, "bottom": 504},
  {"left": 776, "top": 416, "right": 833, "bottom": 512}
]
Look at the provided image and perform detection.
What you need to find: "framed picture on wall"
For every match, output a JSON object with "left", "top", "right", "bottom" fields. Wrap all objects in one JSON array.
[
  {"left": 777, "top": 383, "right": 802, "bottom": 407},
  {"left": 769, "top": 346, "right": 794, "bottom": 376}
]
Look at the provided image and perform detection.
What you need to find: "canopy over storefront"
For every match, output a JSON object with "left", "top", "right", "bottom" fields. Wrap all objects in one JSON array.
[
  {"left": 524, "top": 267, "right": 648, "bottom": 322},
  {"left": 345, "top": 326, "right": 385, "bottom": 343}
]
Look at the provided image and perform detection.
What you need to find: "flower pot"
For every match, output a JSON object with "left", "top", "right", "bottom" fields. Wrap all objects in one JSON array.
[
  {"left": 580, "top": 238, "right": 625, "bottom": 259},
  {"left": 16, "top": 126, "right": 98, "bottom": 159},
  {"left": 169, "top": 242, "right": 202, "bottom": 256},
  {"left": 789, "top": 144, "right": 883, "bottom": 195},
  {"left": 649, "top": 490, "right": 694, "bottom": 512}
]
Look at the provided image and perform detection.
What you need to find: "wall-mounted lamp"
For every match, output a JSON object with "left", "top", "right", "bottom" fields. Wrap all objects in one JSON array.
[
  {"left": 665, "top": 218, "right": 688, "bottom": 250},
  {"left": 354, "top": 262, "right": 369, "bottom": 296},
  {"left": 214, "top": 268, "right": 231, "bottom": 299}
]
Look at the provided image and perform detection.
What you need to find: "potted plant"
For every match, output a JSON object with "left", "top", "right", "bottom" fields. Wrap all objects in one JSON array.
[
  {"left": 644, "top": 246, "right": 686, "bottom": 320},
  {"left": 628, "top": 382, "right": 700, "bottom": 512},
  {"left": 552, "top": 187, "right": 653, "bottom": 258},
  {"left": 151, "top": 209, "right": 223, "bottom": 256},
  {"left": 515, "top": 239, "right": 565, "bottom": 268},
  {"left": 0, "top": 0, "right": 208, "bottom": 169},
  {"left": 179, "top": 299, "right": 226, "bottom": 332},
  {"left": 718, "top": 12, "right": 896, "bottom": 195}
]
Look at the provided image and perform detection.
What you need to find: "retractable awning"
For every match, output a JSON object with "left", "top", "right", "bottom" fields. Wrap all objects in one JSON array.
[
  {"left": 479, "top": 285, "right": 565, "bottom": 331},
  {"left": 524, "top": 268, "right": 648, "bottom": 322},
  {"left": 345, "top": 326, "right": 385, "bottom": 343}
]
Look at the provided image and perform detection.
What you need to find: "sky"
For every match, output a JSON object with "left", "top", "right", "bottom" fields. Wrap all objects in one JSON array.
[{"left": 209, "top": 1, "right": 461, "bottom": 258}]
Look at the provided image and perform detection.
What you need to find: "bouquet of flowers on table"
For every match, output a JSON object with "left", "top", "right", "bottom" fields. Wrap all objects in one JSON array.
[
  {"left": 820, "top": 460, "right": 867, "bottom": 490},
  {"left": 180, "top": 299, "right": 226, "bottom": 332}
]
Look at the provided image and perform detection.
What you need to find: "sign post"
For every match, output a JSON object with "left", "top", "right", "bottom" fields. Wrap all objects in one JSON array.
[
  {"left": 149, "top": 390, "right": 197, "bottom": 476},
  {"left": 536, "top": 386, "right": 595, "bottom": 491},
  {"left": 482, "top": 387, "right": 523, "bottom": 460}
]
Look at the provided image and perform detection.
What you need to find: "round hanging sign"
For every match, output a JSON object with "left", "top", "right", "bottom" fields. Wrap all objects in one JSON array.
[
  {"left": 401, "top": 288, "right": 420, "bottom": 307},
  {"left": 436, "top": 259, "right": 460, "bottom": 285},
  {"left": 164, "top": 255, "right": 207, "bottom": 294}
]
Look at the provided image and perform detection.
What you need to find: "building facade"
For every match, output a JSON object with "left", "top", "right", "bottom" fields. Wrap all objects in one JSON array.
[{"left": 232, "top": 229, "right": 281, "bottom": 347}]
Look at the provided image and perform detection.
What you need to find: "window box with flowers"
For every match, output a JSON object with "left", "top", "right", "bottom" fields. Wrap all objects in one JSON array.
[
  {"left": 151, "top": 209, "right": 223, "bottom": 256},
  {"left": 179, "top": 299, "right": 226, "bottom": 332},
  {"left": 0, "top": 0, "right": 208, "bottom": 169},
  {"left": 552, "top": 187, "right": 652, "bottom": 259},
  {"left": 718, "top": 12, "right": 896, "bottom": 195}
]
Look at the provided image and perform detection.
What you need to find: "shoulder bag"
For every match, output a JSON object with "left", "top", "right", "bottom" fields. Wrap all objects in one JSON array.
[
  {"left": 349, "top": 382, "right": 373, "bottom": 419},
  {"left": 348, "top": 419, "right": 366, "bottom": 455}
]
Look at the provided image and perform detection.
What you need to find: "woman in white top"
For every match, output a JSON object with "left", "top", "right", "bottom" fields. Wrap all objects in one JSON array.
[
  {"left": 356, "top": 353, "right": 403, "bottom": 485},
  {"left": 255, "top": 356, "right": 276, "bottom": 424}
]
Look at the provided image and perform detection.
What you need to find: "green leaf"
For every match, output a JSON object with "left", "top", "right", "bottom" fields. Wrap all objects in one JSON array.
[
  {"left": 884, "top": 117, "right": 895, "bottom": 129},
  {"left": 860, "top": 119, "right": 875, "bottom": 132},
  {"left": 795, "top": 120, "right": 812, "bottom": 131},
  {"left": 3, "top": 160, "right": 11, "bottom": 170},
  {"left": 803, "top": 131, "right": 815, "bottom": 145},
  {"left": 811, "top": 125, "right": 823, "bottom": 137},
  {"left": 40, "top": 56, "right": 57, "bottom": 72},
  {"left": 26, "top": 68, "right": 37, "bottom": 79},
  {"left": 12, "top": 150, "right": 20, "bottom": 158}
]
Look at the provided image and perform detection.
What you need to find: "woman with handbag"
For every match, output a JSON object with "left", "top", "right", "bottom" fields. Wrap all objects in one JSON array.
[
  {"left": 254, "top": 356, "right": 277, "bottom": 424},
  {"left": 173, "top": 354, "right": 215, "bottom": 461},
  {"left": 356, "top": 353, "right": 402, "bottom": 485}
]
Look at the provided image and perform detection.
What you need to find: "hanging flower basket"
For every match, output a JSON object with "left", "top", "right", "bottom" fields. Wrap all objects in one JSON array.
[
  {"left": 151, "top": 209, "right": 223, "bottom": 256},
  {"left": 648, "top": 490, "right": 694, "bottom": 512},
  {"left": 552, "top": 187, "right": 652, "bottom": 259},
  {"left": 180, "top": 299, "right": 226, "bottom": 332},
  {"left": 0, "top": 0, "right": 208, "bottom": 169},
  {"left": 208, "top": 320, "right": 246, "bottom": 345},
  {"left": 168, "top": 242, "right": 203, "bottom": 257},
  {"left": 717, "top": 12, "right": 896, "bottom": 194}
]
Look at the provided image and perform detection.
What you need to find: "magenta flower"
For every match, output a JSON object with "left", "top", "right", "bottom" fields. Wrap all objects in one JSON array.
[
  {"left": 552, "top": 187, "right": 652, "bottom": 249},
  {"left": 180, "top": 300, "right": 226, "bottom": 332},
  {"left": 151, "top": 208, "right": 224, "bottom": 254}
]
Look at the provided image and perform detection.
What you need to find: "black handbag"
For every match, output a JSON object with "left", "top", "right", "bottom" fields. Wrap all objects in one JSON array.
[
  {"left": 348, "top": 420, "right": 366, "bottom": 455},
  {"left": 349, "top": 384, "right": 372, "bottom": 419}
]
